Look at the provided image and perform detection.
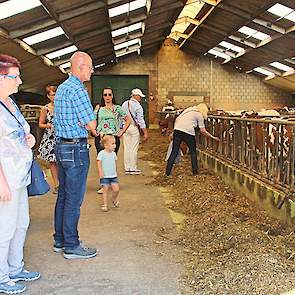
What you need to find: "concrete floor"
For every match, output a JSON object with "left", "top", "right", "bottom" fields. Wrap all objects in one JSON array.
[{"left": 24, "top": 139, "right": 183, "bottom": 295}]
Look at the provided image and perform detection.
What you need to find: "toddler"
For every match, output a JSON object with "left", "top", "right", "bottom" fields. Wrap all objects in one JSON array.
[{"left": 97, "top": 135, "right": 120, "bottom": 212}]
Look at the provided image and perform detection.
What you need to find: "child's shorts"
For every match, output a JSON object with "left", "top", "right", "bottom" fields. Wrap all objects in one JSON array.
[{"left": 100, "top": 177, "right": 118, "bottom": 186}]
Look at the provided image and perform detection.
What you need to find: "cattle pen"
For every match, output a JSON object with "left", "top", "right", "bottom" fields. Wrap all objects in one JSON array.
[{"left": 198, "top": 115, "right": 295, "bottom": 224}]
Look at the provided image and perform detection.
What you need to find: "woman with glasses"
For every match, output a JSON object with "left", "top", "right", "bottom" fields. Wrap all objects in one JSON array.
[
  {"left": 95, "top": 87, "right": 131, "bottom": 155},
  {"left": 38, "top": 85, "right": 59, "bottom": 194},
  {"left": 0, "top": 54, "right": 41, "bottom": 294}
]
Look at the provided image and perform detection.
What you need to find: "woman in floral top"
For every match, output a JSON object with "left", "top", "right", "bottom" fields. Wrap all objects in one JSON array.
[{"left": 95, "top": 87, "right": 131, "bottom": 154}]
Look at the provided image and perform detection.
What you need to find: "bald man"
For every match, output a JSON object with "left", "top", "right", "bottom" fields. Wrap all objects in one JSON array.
[{"left": 53, "top": 51, "right": 97, "bottom": 259}]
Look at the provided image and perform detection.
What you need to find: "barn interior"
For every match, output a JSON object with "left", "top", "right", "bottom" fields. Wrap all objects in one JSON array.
[{"left": 1, "top": 0, "right": 295, "bottom": 294}]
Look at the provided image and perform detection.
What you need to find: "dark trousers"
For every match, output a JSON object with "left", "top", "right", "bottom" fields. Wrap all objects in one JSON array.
[
  {"left": 166, "top": 129, "right": 198, "bottom": 176},
  {"left": 95, "top": 135, "right": 120, "bottom": 154},
  {"left": 54, "top": 141, "right": 90, "bottom": 250}
]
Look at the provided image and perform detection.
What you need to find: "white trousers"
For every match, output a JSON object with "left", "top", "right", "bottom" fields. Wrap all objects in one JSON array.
[
  {"left": 0, "top": 186, "right": 29, "bottom": 283},
  {"left": 123, "top": 125, "right": 140, "bottom": 171}
]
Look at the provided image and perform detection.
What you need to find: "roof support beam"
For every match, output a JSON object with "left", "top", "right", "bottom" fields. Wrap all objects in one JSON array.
[
  {"left": 57, "top": 2, "right": 106, "bottom": 22},
  {"left": 111, "top": 14, "right": 146, "bottom": 31},
  {"left": 218, "top": 3, "right": 251, "bottom": 20},
  {"left": 75, "top": 27, "right": 110, "bottom": 42},
  {"left": 285, "top": 59, "right": 295, "bottom": 66},
  {"left": 36, "top": 40, "right": 72, "bottom": 56},
  {"left": 187, "top": 0, "right": 218, "bottom": 5},
  {"left": 152, "top": 1, "right": 184, "bottom": 16},
  {"left": 175, "top": 16, "right": 200, "bottom": 26},
  {"left": 218, "top": 0, "right": 279, "bottom": 21},
  {"left": 9, "top": 19, "right": 57, "bottom": 39},
  {"left": 113, "top": 32, "right": 143, "bottom": 45},
  {"left": 201, "top": 24, "right": 227, "bottom": 37},
  {"left": 252, "top": 18, "right": 286, "bottom": 34},
  {"left": 143, "top": 36, "right": 165, "bottom": 47},
  {"left": 147, "top": 22, "right": 172, "bottom": 34},
  {"left": 228, "top": 35, "right": 256, "bottom": 48}
]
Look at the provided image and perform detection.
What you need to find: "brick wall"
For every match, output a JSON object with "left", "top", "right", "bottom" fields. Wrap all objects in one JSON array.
[{"left": 95, "top": 39, "right": 293, "bottom": 123}]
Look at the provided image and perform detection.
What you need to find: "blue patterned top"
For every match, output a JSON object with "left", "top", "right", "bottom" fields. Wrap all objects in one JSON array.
[
  {"left": 54, "top": 75, "right": 95, "bottom": 138},
  {"left": 0, "top": 98, "right": 33, "bottom": 190}
]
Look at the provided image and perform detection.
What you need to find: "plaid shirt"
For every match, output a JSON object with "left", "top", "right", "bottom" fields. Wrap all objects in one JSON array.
[{"left": 54, "top": 75, "right": 95, "bottom": 138}]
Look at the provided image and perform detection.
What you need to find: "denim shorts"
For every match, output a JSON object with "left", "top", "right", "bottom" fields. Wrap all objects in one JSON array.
[{"left": 100, "top": 177, "right": 118, "bottom": 186}]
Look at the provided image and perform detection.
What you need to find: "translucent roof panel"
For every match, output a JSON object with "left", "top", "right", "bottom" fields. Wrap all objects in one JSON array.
[
  {"left": 60, "top": 61, "right": 71, "bottom": 69},
  {"left": 219, "top": 41, "right": 244, "bottom": 53},
  {"left": 116, "top": 48, "right": 140, "bottom": 58},
  {"left": 46, "top": 45, "right": 77, "bottom": 60},
  {"left": 238, "top": 26, "right": 270, "bottom": 41},
  {"left": 95, "top": 63, "right": 106, "bottom": 69},
  {"left": 270, "top": 62, "right": 294, "bottom": 72},
  {"left": 109, "top": 0, "right": 146, "bottom": 18},
  {"left": 112, "top": 22, "right": 143, "bottom": 38},
  {"left": 267, "top": 3, "right": 293, "bottom": 18},
  {"left": 114, "top": 38, "right": 140, "bottom": 51},
  {"left": 253, "top": 67, "right": 275, "bottom": 76},
  {"left": 285, "top": 11, "right": 295, "bottom": 22},
  {"left": 23, "top": 27, "right": 65, "bottom": 45},
  {"left": 207, "top": 49, "right": 231, "bottom": 61},
  {"left": 178, "top": 1, "right": 203, "bottom": 19},
  {"left": 0, "top": 0, "right": 41, "bottom": 20},
  {"left": 238, "top": 26, "right": 256, "bottom": 36},
  {"left": 170, "top": 1, "right": 204, "bottom": 41}
]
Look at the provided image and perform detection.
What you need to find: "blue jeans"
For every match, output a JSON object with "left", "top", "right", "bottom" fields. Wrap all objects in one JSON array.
[
  {"left": 166, "top": 130, "right": 198, "bottom": 176},
  {"left": 54, "top": 140, "right": 90, "bottom": 250}
]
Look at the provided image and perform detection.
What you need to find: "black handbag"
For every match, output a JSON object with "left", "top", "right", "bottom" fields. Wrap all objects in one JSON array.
[{"left": 0, "top": 100, "right": 50, "bottom": 196}]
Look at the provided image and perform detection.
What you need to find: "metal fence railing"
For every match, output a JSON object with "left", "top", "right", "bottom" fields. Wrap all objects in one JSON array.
[{"left": 198, "top": 115, "right": 295, "bottom": 192}]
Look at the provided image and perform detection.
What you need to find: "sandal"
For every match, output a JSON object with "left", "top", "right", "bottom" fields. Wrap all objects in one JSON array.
[
  {"left": 112, "top": 200, "right": 119, "bottom": 208},
  {"left": 101, "top": 204, "right": 108, "bottom": 212}
]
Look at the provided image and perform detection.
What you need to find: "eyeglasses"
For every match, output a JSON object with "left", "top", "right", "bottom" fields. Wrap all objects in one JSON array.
[
  {"left": 103, "top": 93, "right": 112, "bottom": 97},
  {"left": 0, "top": 74, "right": 21, "bottom": 79}
]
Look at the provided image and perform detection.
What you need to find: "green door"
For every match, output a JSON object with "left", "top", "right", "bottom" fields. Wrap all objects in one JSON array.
[{"left": 91, "top": 75, "right": 149, "bottom": 125}]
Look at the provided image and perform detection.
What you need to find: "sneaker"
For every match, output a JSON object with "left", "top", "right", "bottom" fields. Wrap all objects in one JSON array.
[
  {"left": 53, "top": 241, "right": 64, "bottom": 253},
  {"left": 129, "top": 169, "right": 142, "bottom": 175},
  {"left": 63, "top": 242, "right": 97, "bottom": 260},
  {"left": 97, "top": 187, "right": 103, "bottom": 194},
  {"left": 125, "top": 169, "right": 131, "bottom": 175},
  {"left": 0, "top": 281, "right": 26, "bottom": 294},
  {"left": 10, "top": 269, "right": 41, "bottom": 282}
]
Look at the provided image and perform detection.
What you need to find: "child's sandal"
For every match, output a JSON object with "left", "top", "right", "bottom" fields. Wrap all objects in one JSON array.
[
  {"left": 101, "top": 204, "right": 108, "bottom": 212},
  {"left": 112, "top": 200, "right": 119, "bottom": 208}
]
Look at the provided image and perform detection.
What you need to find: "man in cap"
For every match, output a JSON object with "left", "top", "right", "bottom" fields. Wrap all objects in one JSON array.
[{"left": 122, "top": 88, "right": 148, "bottom": 175}]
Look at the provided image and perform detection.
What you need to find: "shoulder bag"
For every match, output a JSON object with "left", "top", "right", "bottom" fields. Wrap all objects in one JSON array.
[{"left": 128, "top": 100, "right": 144, "bottom": 136}]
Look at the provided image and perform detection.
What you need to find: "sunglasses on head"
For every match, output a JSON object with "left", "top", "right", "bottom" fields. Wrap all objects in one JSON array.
[{"left": 103, "top": 93, "right": 112, "bottom": 97}]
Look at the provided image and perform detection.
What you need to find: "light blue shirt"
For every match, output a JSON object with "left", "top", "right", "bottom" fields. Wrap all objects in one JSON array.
[
  {"left": 97, "top": 150, "right": 117, "bottom": 178},
  {"left": 122, "top": 98, "right": 146, "bottom": 129},
  {"left": 0, "top": 98, "right": 33, "bottom": 190}
]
